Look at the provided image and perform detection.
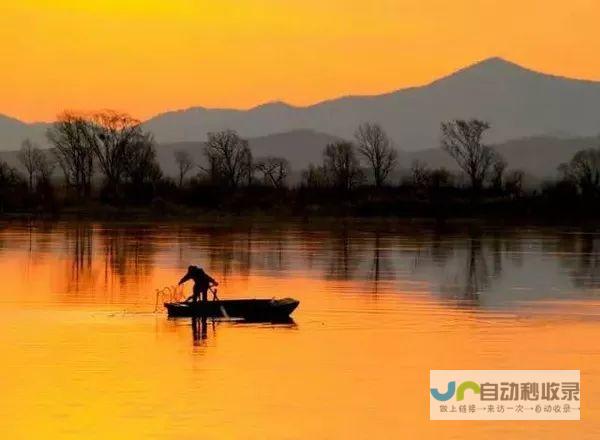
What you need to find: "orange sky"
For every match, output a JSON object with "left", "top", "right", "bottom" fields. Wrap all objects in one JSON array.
[{"left": 2, "top": 0, "right": 600, "bottom": 122}]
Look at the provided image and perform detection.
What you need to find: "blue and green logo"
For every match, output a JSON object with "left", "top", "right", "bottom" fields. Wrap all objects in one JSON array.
[{"left": 430, "top": 381, "right": 481, "bottom": 401}]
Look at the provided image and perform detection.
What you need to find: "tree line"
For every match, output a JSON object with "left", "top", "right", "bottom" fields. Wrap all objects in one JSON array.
[{"left": 1, "top": 110, "right": 600, "bottom": 216}]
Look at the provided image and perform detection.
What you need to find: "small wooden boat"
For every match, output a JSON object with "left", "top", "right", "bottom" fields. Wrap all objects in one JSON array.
[{"left": 164, "top": 298, "right": 299, "bottom": 320}]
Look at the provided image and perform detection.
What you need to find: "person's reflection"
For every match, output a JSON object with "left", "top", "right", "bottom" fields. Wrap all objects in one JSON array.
[
  {"left": 191, "top": 316, "right": 215, "bottom": 346},
  {"left": 189, "top": 316, "right": 296, "bottom": 346}
]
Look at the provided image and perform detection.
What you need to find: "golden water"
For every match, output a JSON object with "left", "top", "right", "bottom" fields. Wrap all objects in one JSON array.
[{"left": 0, "top": 221, "right": 599, "bottom": 438}]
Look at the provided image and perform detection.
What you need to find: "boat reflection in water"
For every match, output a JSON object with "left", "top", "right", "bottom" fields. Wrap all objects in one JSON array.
[
  {"left": 4, "top": 221, "right": 600, "bottom": 438},
  {"left": 187, "top": 316, "right": 296, "bottom": 346}
]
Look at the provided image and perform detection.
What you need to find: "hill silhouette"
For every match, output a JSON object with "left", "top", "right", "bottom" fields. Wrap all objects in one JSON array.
[
  {"left": 1, "top": 57, "right": 600, "bottom": 157},
  {"left": 142, "top": 57, "right": 600, "bottom": 149}
]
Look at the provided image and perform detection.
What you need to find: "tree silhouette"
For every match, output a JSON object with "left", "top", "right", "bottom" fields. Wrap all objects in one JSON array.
[
  {"left": 17, "top": 139, "right": 42, "bottom": 191},
  {"left": 33, "top": 150, "right": 56, "bottom": 185},
  {"left": 85, "top": 110, "right": 145, "bottom": 195},
  {"left": 323, "top": 142, "right": 364, "bottom": 191},
  {"left": 441, "top": 119, "right": 495, "bottom": 194},
  {"left": 204, "top": 130, "right": 252, "bottom": 188},
  {"left": 355, "top": 122, "right": 397, "bottom": 187},
  {"left": 174, "top": 150, "right": 194, "bottom": 187},
  {"left": 47, "top": 112, "right": 94, "bottom": 198},
  {"left": 122, "top": 133, "right": 162, "bottom": 189},
  {"left": 559, "top": 147, "right": 600, "bottom": 197},
  {"left": 255, "top": 157, "right": 290, "bottom": 189},
  {"left": 490, "top": 152, "right": 507, "bottom": 191}
]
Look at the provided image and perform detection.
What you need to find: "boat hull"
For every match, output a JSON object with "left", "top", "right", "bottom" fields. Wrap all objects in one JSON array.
[{"left": 164, "top": 298, "right": 299, "bottom": 320}]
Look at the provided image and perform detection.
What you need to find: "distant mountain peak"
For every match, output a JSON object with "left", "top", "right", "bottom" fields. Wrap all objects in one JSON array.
[
  {"left": 474, "top": 56, "right": 515, "bottom": 66},
  {"left": 0, "top": 113, "right": 28, "bottom": 125},
  {"left": 4, "top": 57, "right": 600, "bottom": 152},
  {"left": 251, "top": 101, "right": 296, "bottom": 111},
  {"left": 439, "top": 56, "right": 534, "bottom": 81},
  {"left": 443, "top": 56, "right": 598, "bottom": 85}
]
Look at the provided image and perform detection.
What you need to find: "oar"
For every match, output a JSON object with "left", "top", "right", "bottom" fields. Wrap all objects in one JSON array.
[{"left": 210, "top": 287, "right": 230, "bottom": 318}]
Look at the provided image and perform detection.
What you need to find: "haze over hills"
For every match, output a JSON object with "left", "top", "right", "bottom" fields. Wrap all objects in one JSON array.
[
  {"left": 0, "top": 128, "right": 596, "bottom": 181},
  {"left": 156, "top": 133, "right": 599, "bottom": 181},
  {"left": 0, "top": 57, "right": 599, "bottom": 180},
  {"left": 142, "top": 57, "right": 600, "bottom": 149},
  {"left": 153, "top": 133, "right": 600, "bottom": 180},
  {"left": 404, "top": 135, "right": 600, "bottom": 179},
  {"left": 0, "top": 115, "right": 49, "bottom": 151},
  {"left": 2, "top": 57, "right": 600, "bottom": 154},
  {"left": 155, "top": 130, "right": 342, "bottom": 176}
]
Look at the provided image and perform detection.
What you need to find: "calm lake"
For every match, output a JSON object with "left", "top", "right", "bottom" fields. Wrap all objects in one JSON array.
[{"left": 1, "top": 220, "right": 599, "bottom": 438}]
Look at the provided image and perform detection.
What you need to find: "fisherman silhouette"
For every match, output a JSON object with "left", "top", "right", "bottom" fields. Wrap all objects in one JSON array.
[{"left": 178, "top": 265, "right": 219, "bottom": 302}]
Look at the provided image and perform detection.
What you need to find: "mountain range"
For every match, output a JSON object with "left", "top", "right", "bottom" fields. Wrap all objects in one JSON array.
[
  {"left": 1, "top": 56, "right": 600, "bottom": 178},
  {"left": 143, "top": 57, "right": 600, "bottom": 150}
]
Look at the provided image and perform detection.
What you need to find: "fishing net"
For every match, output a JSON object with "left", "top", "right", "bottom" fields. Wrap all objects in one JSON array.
[{"left": 154, "top": 285, "right": 185, "bottom": 312}]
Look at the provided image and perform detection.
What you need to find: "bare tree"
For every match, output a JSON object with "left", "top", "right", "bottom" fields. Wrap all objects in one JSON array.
[
  {"left": 202, "top": 153, "right": 222, "bottom": 185},
  {"left": 122, "top": 133, "right": 162, "bottom": 188},
  {"left": 241, "top": 147, "right": 253, "bottom": 186},
  {"left": 203, "top": 130, "right": 252, "bottom": 188},
  {"left": 441, "top": 119, "right": 495, "bottom": 193},
  {"left": 410, "top": 160, "right": 430, "bottom": 188},
  {"left": 85, "top": 110, "right": 143, "bottom": 192},
  {"left": 47, "top": 112, "right": 94, "bottom": 197},
  {"left": 505, "top": 170, "right": 524, "bottom": 198},
  {"left": 0, "top": 161, "right": 22, "bottom": 186},
  {"left": 428, "top": 168, "right": 452, "bottom": 191},
  {"left": 301, "top": 164, "right": 328, "bottom": 189},
  {"left": 174, "top": 150, "right": 194, "bottom": 187},
  {"left": 354, "top": 122, "right": 397, "bottom": 187},
  {"left": 33, "top": 150, "right": 56, "bottom": 186},
  {"left": 490, "top": 153, "right": 507, "bottom": 191},
  {"left": 255, "top": 157, "right": 290, "bottom": 189},
  {"left": 323, "top": 142, "right": 364, "bottom": 191},
  {"left": 17, "top": 139, "right": 42, "bottom": 190},
  {"left": 0, "top": 161, "right": 23, "bottom": 212},
  {"left": 559, "top": 147, "right": 600, "bottom": 196}
]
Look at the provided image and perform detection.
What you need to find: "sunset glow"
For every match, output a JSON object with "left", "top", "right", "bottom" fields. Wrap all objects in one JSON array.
[{"left": 2, "top": 0, "right": 600, "bottom": 122}]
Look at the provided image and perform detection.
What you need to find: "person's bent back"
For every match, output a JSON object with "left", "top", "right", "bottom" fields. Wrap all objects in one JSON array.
[{"left": 178, "top": 265, "right": 219, "bottom": 302}]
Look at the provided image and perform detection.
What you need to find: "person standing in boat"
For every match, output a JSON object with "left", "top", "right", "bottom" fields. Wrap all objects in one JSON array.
[{"left": 178, "top": 265, "right": 219, "bottom": 302}]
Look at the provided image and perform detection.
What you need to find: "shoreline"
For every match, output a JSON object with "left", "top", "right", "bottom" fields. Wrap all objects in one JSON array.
[{"left": 2, "top": 204, "right": 600, "bottom": 230}]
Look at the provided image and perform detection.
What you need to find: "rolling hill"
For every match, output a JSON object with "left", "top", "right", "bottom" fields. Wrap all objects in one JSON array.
[
  {"left": 0, "top": 115, "right": 49, "bottom": 151},
  {"left": 155, "top": 129, "right": 341, "bottom": 177},
  {"left": 2, "top": 57, "right": 600, "bottom": 153},
  {"left": 142, "top": 57, "right": 600, "bottom": 150}
]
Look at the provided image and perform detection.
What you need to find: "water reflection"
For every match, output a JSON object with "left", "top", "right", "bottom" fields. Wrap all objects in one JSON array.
[
  {"left": 98, "top": 227, "right": 156, "bottom": 283},
  {"left": 2, "top": 221, "right": 600, "bottom": 310},
  {"left": 435, "top": 234, "right": 492, "bottom": 302},
  {"left": 326, "top": 224, "right": 361, "bottom": 281},
  {"left": 2, "top": 221, "right": 600, "bottom": 439},
  {"left": 66, "top": 224, "right": 93, "bottom": 287},
  {"left": 559, "top": 233, "right": 600, "bottom": 289},
  {"left": 191, "top": 317, "right": 210, "bottom": 345},
  {"left": 187, "top": 316, "right": 296, "bottom": 347}
]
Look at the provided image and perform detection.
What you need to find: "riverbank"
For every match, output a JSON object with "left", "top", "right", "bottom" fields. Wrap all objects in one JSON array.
[{"left": 2, "top": 185, "right": 599, "bottom": 225}]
